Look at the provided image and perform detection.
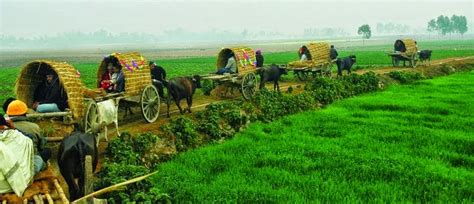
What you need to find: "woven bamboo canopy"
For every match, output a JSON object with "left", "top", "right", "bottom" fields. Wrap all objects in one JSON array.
[
  {"left": 15, "top": 60, "right": 85, "bottom": 119},
  {"left": 394, "top": 39, "right": 417, "bottom": 56},
  {"left": 216, "top": 47, "right": 257, "bottom": 76},
  {"left": 289, "top": 42, "right": 331, "bottom": 68},
  {"left": 97, "top": 52, "right": 151, "bottom": 96}
]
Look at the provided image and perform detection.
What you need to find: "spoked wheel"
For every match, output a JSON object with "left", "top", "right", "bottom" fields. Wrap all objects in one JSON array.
[
  {"left": 84, "top": 101, "right": 99, "bottom": 134},
  {"left": 410, "top": 55, "right": 417, "bottom": 68},
  {"left": 141, "top": 85, "right": 160, "bottom": 123},
  {"left": 296, "top": 71, "right": 308, "bottom": 81},
  {"left": 322, "top": 65, "right": 332, "bottom": 78},
  {"left": 241, "top": 73, "right": 257, "bottom": 100},
  {"left": 392, "top": 57, "right": 399, "bottom": 67}
]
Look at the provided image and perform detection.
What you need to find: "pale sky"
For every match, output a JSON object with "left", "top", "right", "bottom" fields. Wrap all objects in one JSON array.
[{"left": 1, "top": 0, "right": 473, "bottom": 37}]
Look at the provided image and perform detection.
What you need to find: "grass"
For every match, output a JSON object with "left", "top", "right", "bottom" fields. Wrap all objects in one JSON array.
[
  {"left": 149, "top": 71, "right": 474, "bottom": 202},
  {"left": 0, "top": 39, "right": 473, "bottom": 113}
]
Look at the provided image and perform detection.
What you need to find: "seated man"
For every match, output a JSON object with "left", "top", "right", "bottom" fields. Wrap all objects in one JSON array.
[
  {"left": 33, "top": 70, "right": 68, "bottom": 113},
  {"left": 0, "top": 115, "right": 36, "bottom": 197},
  {"left": 110, "top": 64, "right": 125, "bottom": 93},
  {"left": 149, "top": 61, "right": 167, "bottom": 98},
  {"left": 216, "top": 53, "right": 237, "bottom": 75},
  {"left": 5, "top": 99, "right": 50, "bottom": 174}
]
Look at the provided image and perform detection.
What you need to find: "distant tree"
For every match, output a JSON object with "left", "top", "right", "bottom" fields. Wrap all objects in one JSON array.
[
  {"left": 427, "top": 19, "right": 437, "bottom": 39},
  {"left": 427, "top": 19, "right": 437, "bottom": 33},
  {"left": 451, "top": 15, "right": 468, "bottom": 37},
  {"left": 436, "top": 15, "right": 452, "bottom": 36},
  {"left": 358, "top": 24, "right": 371, "bottom": 45}
]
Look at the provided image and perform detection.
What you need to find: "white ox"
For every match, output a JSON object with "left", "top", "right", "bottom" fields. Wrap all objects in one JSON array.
[{"left": 95, "top": 99, "right": 120, "bottom": 146}]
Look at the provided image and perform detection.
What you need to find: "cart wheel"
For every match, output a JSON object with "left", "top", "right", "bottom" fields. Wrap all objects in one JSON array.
[
  {"left": 392, "top": 57, "right": 398, "bottom": 67},
  {"left": 296, "top": 71, "right": 308, "bottom": 81},
  {"left": 141, "top": 85, "right": 160, "bottom": 123},
  {"left": 241, "top": 73, "right": 257, "bottom": 100},
  {"left": 323, "top": 70, "right": 332, "bottom": 78},
  {"left": 84, "top": 101, "right": 99, "bottom": 134},
  {"left": 410, "top": 55, "right": 417, "bottom": 68},
  {"left": 323, "top": 65, "right": 332, "bottom": 78}
]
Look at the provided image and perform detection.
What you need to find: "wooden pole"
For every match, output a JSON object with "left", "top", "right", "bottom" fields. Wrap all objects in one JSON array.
[
  {"left": 26, "top": 112, "right": 71, "bottom": 118},
  {"left": 84, "top": 155, "right": 94, "bottom": 204},
  {"left": 72, "top": 171, "right": 158, "bottom": 203},
  {"left": 45, "top": 193, "right": 54, "bottom": 204},
  {"left": 33, "top": 195, "right": 41, "bottom": 204},
  {"left": 53, "top": 179, "right": 69, "bottom": 204}
]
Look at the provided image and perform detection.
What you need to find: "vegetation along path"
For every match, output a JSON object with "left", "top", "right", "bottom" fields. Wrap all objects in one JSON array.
[{"left": 148, "top": 70, "right": 474, "bottom": 202}]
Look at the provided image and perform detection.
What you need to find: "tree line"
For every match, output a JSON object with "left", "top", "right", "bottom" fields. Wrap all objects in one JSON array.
[{"left": 427, "top": 15, "right": 468, "bottom": 37}]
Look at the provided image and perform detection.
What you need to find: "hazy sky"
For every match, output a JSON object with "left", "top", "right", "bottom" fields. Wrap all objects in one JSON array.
[{"left": 1, "top": 0, "right": 473, "bottom": 37}]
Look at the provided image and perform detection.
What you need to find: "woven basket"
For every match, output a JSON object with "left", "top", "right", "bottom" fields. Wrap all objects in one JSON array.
[
  {"left": 216, "top": 47, "right": 257, "bottom": 77},
  {"left": 288, "top": 41, "right": 331, "bottom": 68},
  {"left": 97, "top": 52, "right": 151, "bottom": 96},
  {"left": 15, "top": 60, "right": 85, "bottom": 119},
  {"left": 395, "top": 39, "right": 417, "bottom": 56}
]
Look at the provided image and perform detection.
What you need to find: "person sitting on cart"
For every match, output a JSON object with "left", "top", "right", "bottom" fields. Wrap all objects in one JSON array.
[
  {"left": 216, "top": 52, "right": 237, "bottom": 74},
  {"left": 99, "top": 63, "right": 114, "bottom": 92},
  {"left": 149, "top": 61, "right": 167, "bottom": 98},
  {"left": 394, "top": 41, "right": 406, "bottom": 53},
  {"left": 0, "top": 114, "right": 37, "bottom": 197},
  {"left": 330, "top": 45, "right": 339, "bottom": 61},
  {"left": 4, "top": 99, "right": 51, "bottom": 174},
  {"left": 33, "top": 70, "right": 68, "bottom": 113},
  {"left": 110, "top": 64, "right": 125, "bottom": 93},
  {"left": 300, "top": 50, "right": 309, "bottom": 62},
  {"left": 256, "top": 50, "right": 264, "bottom": 68}
]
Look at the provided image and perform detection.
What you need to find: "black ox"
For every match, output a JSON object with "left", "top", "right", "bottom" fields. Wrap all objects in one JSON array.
[
  {"left": 58, "top": 131, "right": 98, "bottom": 200},
  {"left": 167, "top": 75, "right": 201, "bottom": 117},
  {"left": 336, "top": 55, "right": 357, "bottom": 76},
  {"left": 418, "top": 50, "right": 432, "bottom": 65},
  {"left": 258, "top": 64, "right": 288, "bottom": 92}
]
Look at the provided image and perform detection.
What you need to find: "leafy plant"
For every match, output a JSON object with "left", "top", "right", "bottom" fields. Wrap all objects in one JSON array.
[
  {"left": 162, "top": 116, "right": 199, "bottom": 151},
  {"left": 388, "top": 71, "right": 425, "bottom": 84}
]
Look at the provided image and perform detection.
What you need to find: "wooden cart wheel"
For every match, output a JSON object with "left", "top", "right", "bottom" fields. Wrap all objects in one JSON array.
[
  {"left": 84, "top": 101, "right": 99, "bottom": 134},
  {"left": 322, "top": 64, "right": 332, "bottom": 78},
  {"left": 141, "top": 85, "right": 160, "bottom": 123},
  {"left": 410, "top": 55, "right": 417, "bottom": 68},
  {"left": 296, "top": 71, "right": 308, "bottom": 81},
  {"left": 392, "top": 56, "right": 399, "bottom": 67},
  {"left": 241, "top": 73, "right": 257, "bottom": 100}
]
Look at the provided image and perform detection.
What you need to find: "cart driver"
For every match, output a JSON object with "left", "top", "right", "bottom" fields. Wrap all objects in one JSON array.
[{"left": 33, "top": 69, "right": 68, "bottom": 113}]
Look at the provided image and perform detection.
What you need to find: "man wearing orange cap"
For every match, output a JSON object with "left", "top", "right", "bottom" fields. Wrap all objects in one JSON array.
[
  {"left": 5, "top": 100, "right": 49, "bottom": 174},
  {"left": 0, "top": 114, "right": 35, "bottom": 196}
]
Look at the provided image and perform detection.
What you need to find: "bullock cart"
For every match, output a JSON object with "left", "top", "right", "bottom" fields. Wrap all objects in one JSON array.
[
  {"left": 201, "top": 47, "right": 258, "bottom": 99},
  {"left": 287, "top": 42, "right": 334, "bottom": 81},
  {"left": 388, "top": 39, "right": 418, "bottom": 68},
  {"left": 14, "top": 52, "right": 160, "bottom": 137}
]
